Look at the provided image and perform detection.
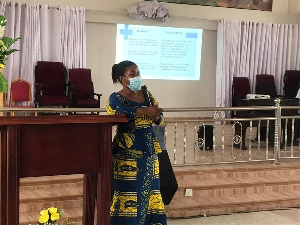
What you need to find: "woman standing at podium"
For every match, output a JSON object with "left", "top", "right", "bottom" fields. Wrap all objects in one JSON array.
[{"left": 106, "top": 60, "right": 167, "bottom": 225}]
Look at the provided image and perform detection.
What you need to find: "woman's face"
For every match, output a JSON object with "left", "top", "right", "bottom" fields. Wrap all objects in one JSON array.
[{"left": 120, "top": 64, "right": 140, "bottom": 85}]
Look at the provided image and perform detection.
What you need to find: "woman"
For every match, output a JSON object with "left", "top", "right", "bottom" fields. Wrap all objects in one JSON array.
[{"left": 106, "top": 60, "right": 167, "bottom": 225}]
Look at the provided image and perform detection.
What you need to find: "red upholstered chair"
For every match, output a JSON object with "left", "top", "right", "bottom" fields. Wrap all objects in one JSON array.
[
  {"left": 10, "top": 79, "right": 36, "bottom": 116},
  {"left": 68, "top": 68, "right": 101, "bottom": 111},
  {"left": 283, "top": 70, "right": 300, "bottom": 98},
  {"left": 34, "top": 61, "right": 72, "bottom": 107},
  {"left": 255, "top": 74, "right": 277, "bottom": 97}
]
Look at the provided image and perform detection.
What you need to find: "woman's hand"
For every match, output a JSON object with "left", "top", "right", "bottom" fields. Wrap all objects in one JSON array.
[{"left": 137, "top": 103, "right": 162, "bottom": 120}]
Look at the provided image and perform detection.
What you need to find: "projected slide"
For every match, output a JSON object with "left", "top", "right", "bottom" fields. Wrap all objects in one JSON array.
[{"left": 116, "top": 24, "right": 203, "bottom": 80}]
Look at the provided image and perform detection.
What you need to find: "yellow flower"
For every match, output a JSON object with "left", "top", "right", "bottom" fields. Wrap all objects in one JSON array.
[
  {"left": 40, "top": 209, "right": 48, "bottom": 216},
  {"left": 51, "top": 212, "right": 60, "bottom": 221},
  {"left": 0, "top": 64, "right": 4, "bottom": 69},
  {"left": 39, "top": 214, "right": 49, "bottom": 223},
  {"left": 48, "top": 207, "right": 58, "bottom": 214}
]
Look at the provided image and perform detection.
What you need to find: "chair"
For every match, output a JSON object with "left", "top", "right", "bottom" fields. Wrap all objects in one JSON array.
[
  {"left": 10, "top": 79, "right": 36, "bottom": 116},
  {"left": 255, "top": 74, "right": 277, "bottom": 97},
  {"left": 232, "top": 77, "right": 251, "bottom": 118},
  {"left": 68, "top": 68, "right": 101, "bottom": 111},
  {"left": 255, "top": 74, "right": 277, "bottom": 140},
  {"left": 283, "top": 70, "right": 300, "bottom": 98},
  {"left": 232, "top": 77, "right": 251, "bottom": 101},
  {"left": 34, "top": 61, "right": 72, "bottom": 108}
]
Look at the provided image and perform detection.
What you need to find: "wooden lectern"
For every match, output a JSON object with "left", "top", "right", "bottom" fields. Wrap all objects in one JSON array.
[{"left": 0, "top": 115, "right": 127, "bottom": 225}]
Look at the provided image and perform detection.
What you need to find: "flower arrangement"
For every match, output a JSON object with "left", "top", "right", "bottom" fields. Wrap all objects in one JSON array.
[
  {"left": 38, "top": 207, "right": 71, "bottom": 225},
  {"left": 0, "top": 15, "right": 21, "bottom": 93}
]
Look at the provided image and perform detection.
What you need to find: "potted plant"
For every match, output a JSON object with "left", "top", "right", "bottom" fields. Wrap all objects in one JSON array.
[{"left": 0, "top": 15, "right": 21, "bottom": 107}]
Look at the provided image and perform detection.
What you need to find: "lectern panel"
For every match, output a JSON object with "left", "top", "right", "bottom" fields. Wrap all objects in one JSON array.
[
  {"left": 0, "top": 115, "right": 126, "bottom": 225},
  {"left": 20, "top": 123, "right": 102, "bottom": 177}
]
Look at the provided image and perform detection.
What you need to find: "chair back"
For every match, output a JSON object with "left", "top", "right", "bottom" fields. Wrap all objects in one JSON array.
[
  {"left": 35, "top": 61, "right": 67, "bottom": 95},
  {"left": 69, "top": 69, "right": 94, "bottom": 99},
  {"left": 256, "top": 74, "right": 275, "bottom": 85},
  {"left": 283, "top": 70, "right": 300, "bottom": 98},
  {"left": 232, "top": 77, "right": 250, "bottom": 98},
  {"left": 255, "top": 74, "right": 277, "bottom": 96},
  {"left": 10, "top": 79, "right": 32, "bottom": 105}
]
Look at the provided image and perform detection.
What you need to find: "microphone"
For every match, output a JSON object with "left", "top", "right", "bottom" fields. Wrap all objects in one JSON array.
[{"left": 141, "top": 85, "right": 152, "bottom": 107}]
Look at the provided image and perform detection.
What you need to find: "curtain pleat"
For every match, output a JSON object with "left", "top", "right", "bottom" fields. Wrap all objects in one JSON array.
[
  {"left": 296, "top": 26, "right": 300, "bottom": 69},
  {"left": 216, "top": 20, "right": 300, "bottom": 111},
  {"left": 58, "top": 6, "right": 86, "bottom": 69},
  {"left": 20, "top": 3, "right": 41, "bottom": 99},
  {"left": 40, "top": 5, "right": 61, "bottom": 61},
  {"left": 0, "top": 1, "right": 6, "bottom": 14}
]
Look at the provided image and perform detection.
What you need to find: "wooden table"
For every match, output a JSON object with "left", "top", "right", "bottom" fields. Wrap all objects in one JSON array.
[{"left": 0, "top": 115, "right": 127, "bottom": 225}]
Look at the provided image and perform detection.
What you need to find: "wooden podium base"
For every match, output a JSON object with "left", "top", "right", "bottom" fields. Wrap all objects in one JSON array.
[{"left": 0, "top": 115, "right": 126, "bottom": 225}]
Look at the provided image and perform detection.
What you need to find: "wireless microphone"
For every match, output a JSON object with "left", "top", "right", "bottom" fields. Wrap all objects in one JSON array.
[{"left": 141, "top": 85, "right": 152, "bottom": 107}]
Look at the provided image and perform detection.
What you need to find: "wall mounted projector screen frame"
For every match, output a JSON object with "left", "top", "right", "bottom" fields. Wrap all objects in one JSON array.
[{"left": 116, "top": 24, "right": 203, "bottom": 80}]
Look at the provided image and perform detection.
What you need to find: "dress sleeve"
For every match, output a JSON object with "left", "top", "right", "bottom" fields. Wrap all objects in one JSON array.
[
  {"left": 148, "top": 91, "right": 164, "bottom": 126},
  {"left": 106, "top": 93, "right": 137, "bottom": 118}
]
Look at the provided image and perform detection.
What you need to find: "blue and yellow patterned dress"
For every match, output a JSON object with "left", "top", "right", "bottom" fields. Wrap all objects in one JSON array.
[{"left": 107, "top": 92, "right": 167, "bottom": 225}]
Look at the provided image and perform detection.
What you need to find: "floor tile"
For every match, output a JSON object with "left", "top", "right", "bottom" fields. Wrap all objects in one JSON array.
[{"left": 167, "top": 208, "right": 300, "bottom": 225}]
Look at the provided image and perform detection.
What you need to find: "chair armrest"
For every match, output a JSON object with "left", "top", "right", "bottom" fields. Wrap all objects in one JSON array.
[
  {"left": 35, "top": 83, "right": 44, "bottom": 96},
  {"left": 35, "top": 83, "right": 44, "bottom": 87},
  {"left": 65, "top": 82, "right": 74, "bottom": 97},
  {"left": 93, "top": 93, "right": 102, "bottom": 100}
]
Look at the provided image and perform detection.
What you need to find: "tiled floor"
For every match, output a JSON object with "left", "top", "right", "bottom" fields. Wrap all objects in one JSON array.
[{"left": 167, "top": 208, "right": 300, "bottom": 225}]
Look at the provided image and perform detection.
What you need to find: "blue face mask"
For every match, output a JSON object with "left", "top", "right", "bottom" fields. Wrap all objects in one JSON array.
[{"left": 127, "top": 76, "right": 142, "bottom": 92}]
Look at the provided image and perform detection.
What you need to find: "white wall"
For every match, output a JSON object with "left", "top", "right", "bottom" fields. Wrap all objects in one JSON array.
[
  {"left": 10, "top": 0, "right": 300, "bottom": 116},
  {"left": 86, "top": 22, "right": 217, "bottom": 113},
  {"left": 83, "top": 0, "right": 300, "bottom": 117}
]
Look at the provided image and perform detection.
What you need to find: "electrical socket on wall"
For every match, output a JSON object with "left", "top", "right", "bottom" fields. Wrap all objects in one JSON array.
[{"left": 185, "top": 188, "right": 193, "bottom": 197}]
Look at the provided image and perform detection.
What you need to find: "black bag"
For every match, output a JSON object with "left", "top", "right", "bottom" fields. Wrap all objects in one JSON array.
[
  {"left": 197, "top": 125, "right": 214, "bottom": 150},
  {"left": 153, "top": 126, "right": 178, "bottom": 205},
  {"left": 158, "top": 149, "right": 178, "bottom": 205}
]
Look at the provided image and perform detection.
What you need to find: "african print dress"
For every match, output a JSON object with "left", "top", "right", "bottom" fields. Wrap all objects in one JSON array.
[{"left": 107, "top": 92, "right": 167, "bottom": 225}]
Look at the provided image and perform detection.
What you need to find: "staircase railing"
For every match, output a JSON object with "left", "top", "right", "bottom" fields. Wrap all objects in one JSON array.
[
  {"left": 162, "top": 100, "right": 300, "bottom": 166},
  {"left": 0, "top": 99, "right": 299, "bottom": 166}
]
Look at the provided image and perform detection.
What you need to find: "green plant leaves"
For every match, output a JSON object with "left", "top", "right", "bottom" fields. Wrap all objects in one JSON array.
[
  {"left": 0, "top": 71, "right": 8, "bottom": 93},
  {"left": 0, "top": 15, "right": 7, "bottom": 27},
  {"left": 0, "top": 15, "right": 21, "bottom": 92}
]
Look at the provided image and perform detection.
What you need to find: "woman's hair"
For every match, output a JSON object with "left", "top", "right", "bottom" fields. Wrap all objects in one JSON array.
[{"left": 111, "top": 60, "right": 137, "bottom": 83}]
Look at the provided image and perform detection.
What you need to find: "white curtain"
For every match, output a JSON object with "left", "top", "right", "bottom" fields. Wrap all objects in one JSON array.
[
  {"left": 216, "top": 19, "right": 300, "bottom": 110},
  {"left": 59, "top": 6, "right": 86, "bottom": 69},
  {"left": 20, "top": 3, "right": 41, "bottom": 96},
  {"left": 0, "top": 1, "right": 6, "bottom": 14},
  {"left": 40, "top": 5, "right": 61, "bottom": 61},
  {"left": 0, "top": 2, "right": 86, "bottom": 104}
]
